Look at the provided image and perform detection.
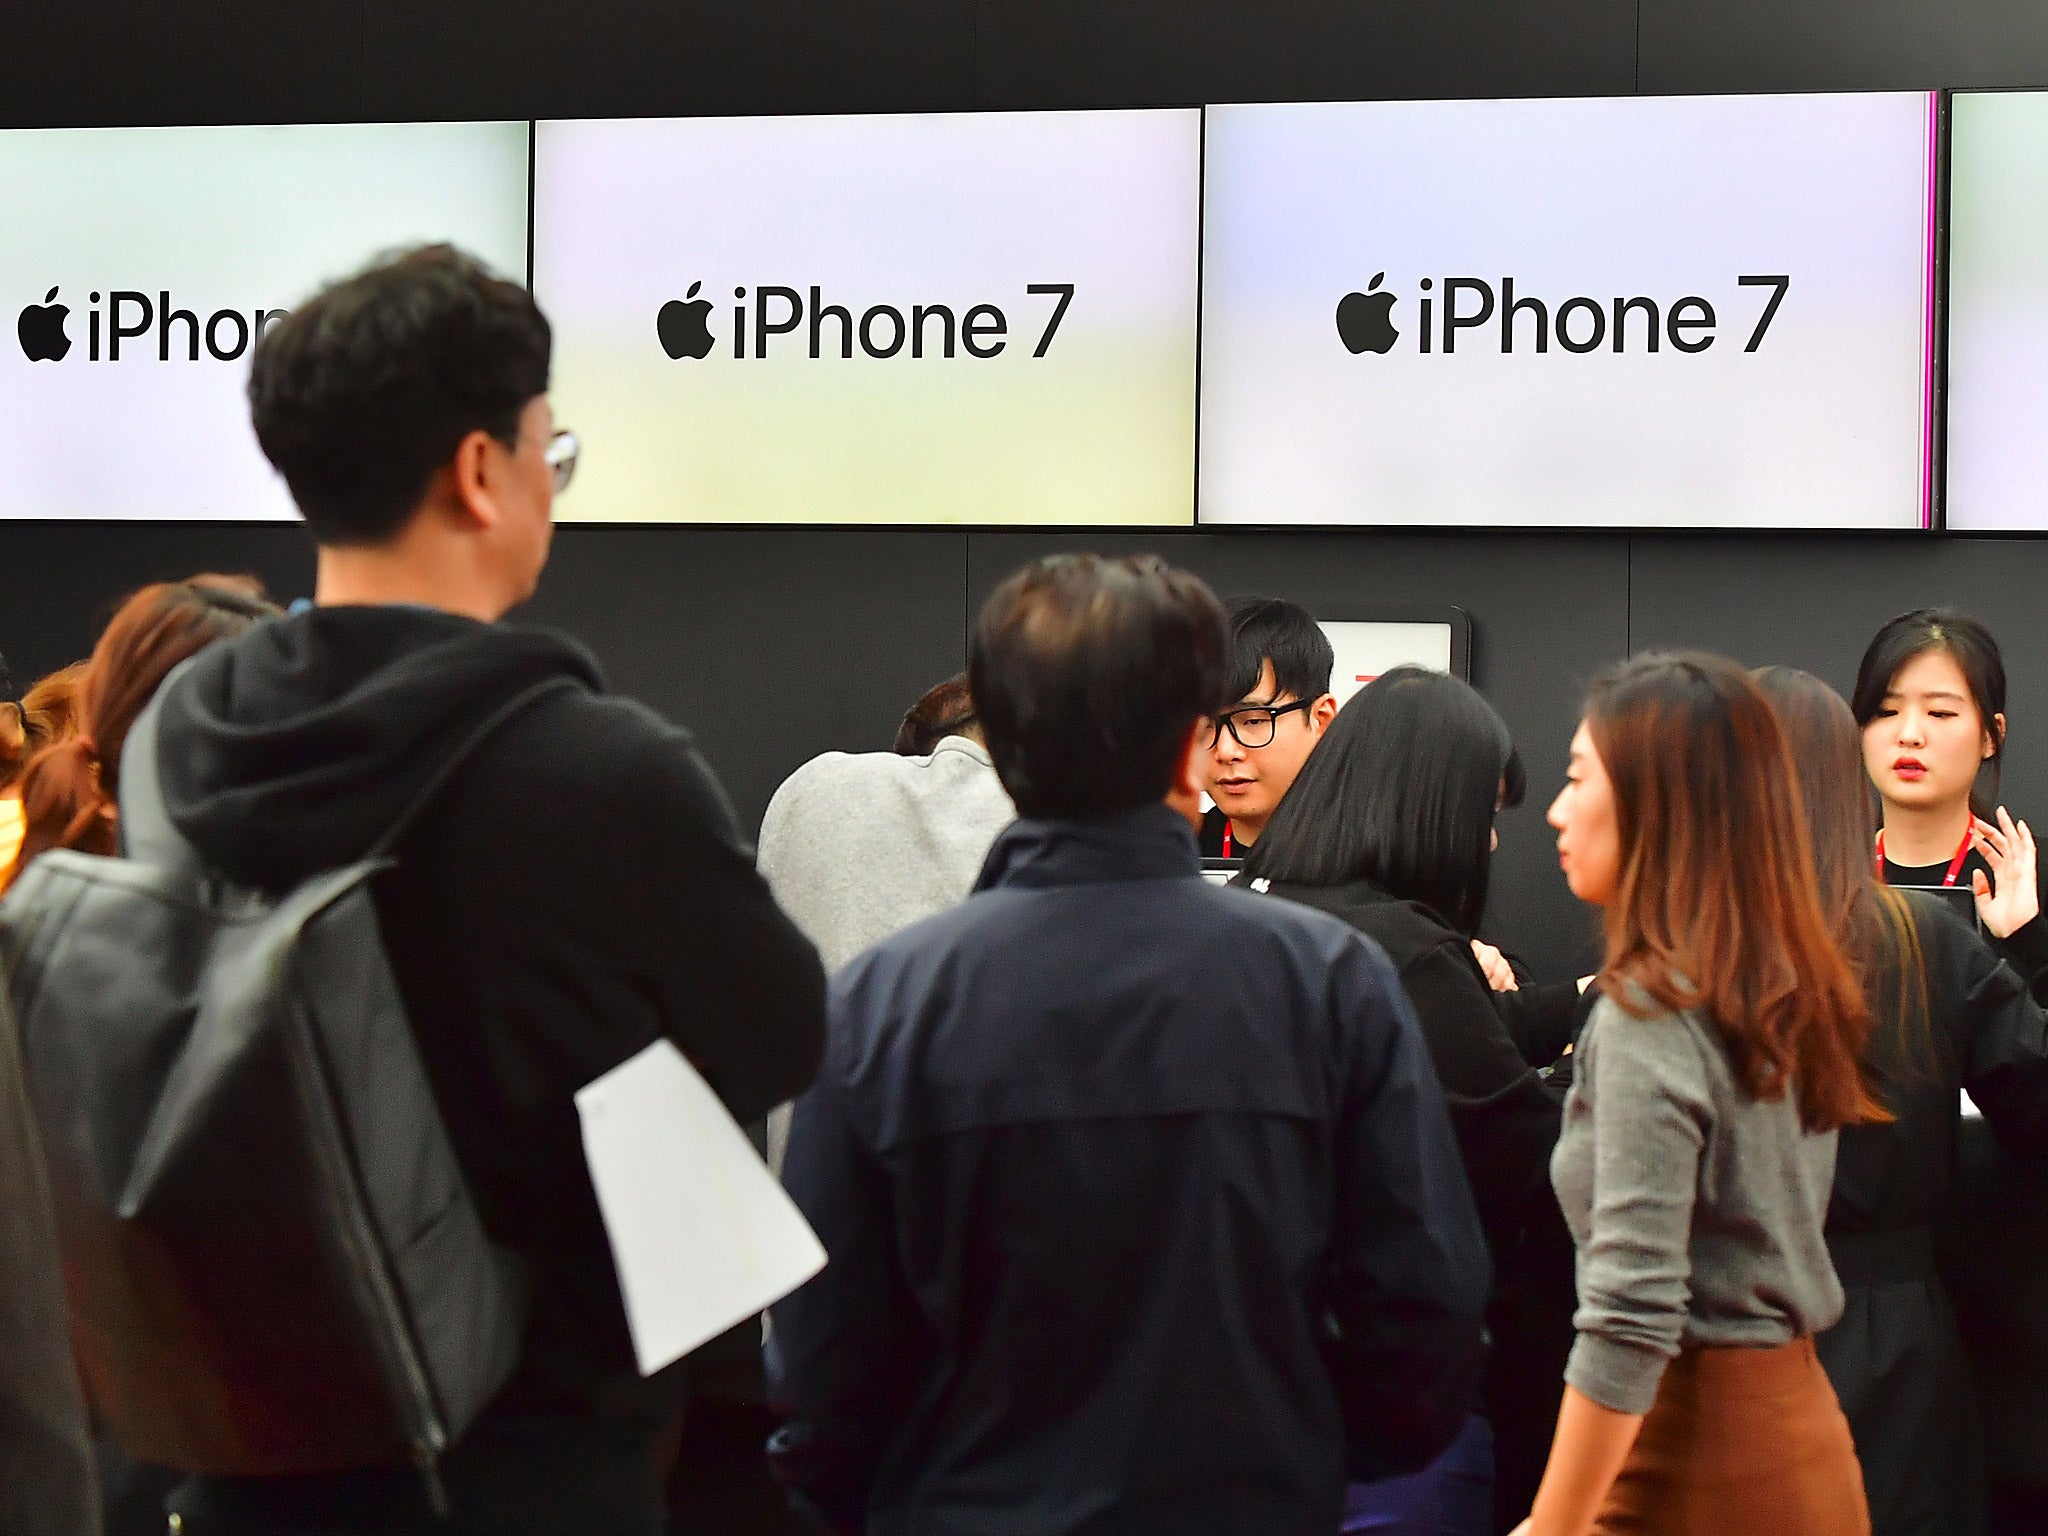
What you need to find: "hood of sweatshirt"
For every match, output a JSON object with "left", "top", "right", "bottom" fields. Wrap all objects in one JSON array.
[{"left": 154, "top": 604, "right": 604, "bottom": 889}]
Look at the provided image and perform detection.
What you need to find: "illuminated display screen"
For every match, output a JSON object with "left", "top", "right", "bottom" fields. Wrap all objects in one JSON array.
[
  {"left": 533, "top": 110, "right": 1201, "bottom": 526},
  {"left": 1199, "top": 93, "right": 1938, "bottom": 530},
  {"left": 0, "top": 123, "right": 530, "bottom": 520}
]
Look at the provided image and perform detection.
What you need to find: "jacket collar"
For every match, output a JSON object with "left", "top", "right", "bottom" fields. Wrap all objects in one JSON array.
[
  {"left": 1263, "top": 873, "right": 1459, "bottom": 934},
  {"left": 930, "top": 735, "right": 994, "bottom": 767},
  {"left": 975, "top": 803, "right": 1201, "bottom": 892},
  {"left": 1291, "top": 874, "right": 1400, "bottom": 910}
]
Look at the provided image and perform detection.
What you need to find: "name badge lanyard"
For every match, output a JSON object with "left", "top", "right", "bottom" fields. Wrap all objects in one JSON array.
[{"left": 1874, "top": 827, "right": 1973, "bottom": 887}]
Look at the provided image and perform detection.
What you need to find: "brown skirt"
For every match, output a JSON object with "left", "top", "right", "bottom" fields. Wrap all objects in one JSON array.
[{"left": 1594, "top": 1335, "right": 1870, "bottom": 1536}]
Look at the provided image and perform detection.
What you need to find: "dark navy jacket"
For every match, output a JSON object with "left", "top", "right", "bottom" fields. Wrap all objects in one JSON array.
[{"left": 768, "top": 805, "right": 1491, "bottom": 1536}]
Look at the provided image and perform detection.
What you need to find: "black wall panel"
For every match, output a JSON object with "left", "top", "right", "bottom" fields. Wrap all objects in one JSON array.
[
  {"left": 358, "top": 0, "right": 977, "bottom": 125},
  {"left": 973, "top": 0, "right": 1636, "bottom": 109},
  {"left": 965, "top": 529, "right": 1627, "bottom": 980},
  {"left": 0, "top": 1, "right": 363, "bottom": 129},
  {"left": 0, "top": 522, "right": 314, "bottom": 686},
  {"left": 514, "top": 526, "right": 969, "bottom": 836},
  {"left": 1640, "top": 0, "right": 2048, "bottom": 94},
  {"left": 1629, "top": 532, "right": 2048, "bottom": 826},
  {"left": 0, "top": 522, "right": 969, "bottom": 848},
  {"left": 8, "top": 0, "right": 2048, "bottom": 128}
]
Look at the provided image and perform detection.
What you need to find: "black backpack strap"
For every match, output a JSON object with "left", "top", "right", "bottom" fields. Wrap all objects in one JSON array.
[
  {"left": 365, "top": 677, "right": 581, "bottom": 860},
  {"left": 118, "top": 668, "right": 583, "bottom": 873}
]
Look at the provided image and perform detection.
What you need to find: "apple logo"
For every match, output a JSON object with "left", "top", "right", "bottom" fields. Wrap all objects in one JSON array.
[
  {"left": 18, "top": 287, "right": 71, "bottom": 362},
  {"left": 1335, "top": 273, "right": 1397, "bottom": 355},
  {"left": 657, "top": 282, "right": 715, "bottom": 361}
]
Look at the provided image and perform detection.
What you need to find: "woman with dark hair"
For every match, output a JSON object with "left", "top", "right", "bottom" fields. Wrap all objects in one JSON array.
[
  {"left": 1241, "top": 667, "right": 1573, "bottom": 1536},
  {"left": 1517, "top": 653, "right": 1878, "bottom": 1536},
  {"left": 1855, "top": 613, "right": 2048, "bottom": 1532},
  {"left": 1758, "top": 665, "right": 2048, "bottom": 1536},
  {"left": 1852, "top": 608, "right": 2047, "bottom": 994},
  {"left": 4, "top": 575, "right": 278, "bottom": 893}
]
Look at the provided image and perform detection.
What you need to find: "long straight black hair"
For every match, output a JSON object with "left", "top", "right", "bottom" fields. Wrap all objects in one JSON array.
[{"left": 1239, "top": 666, "right": 1523, "bottom": 935}]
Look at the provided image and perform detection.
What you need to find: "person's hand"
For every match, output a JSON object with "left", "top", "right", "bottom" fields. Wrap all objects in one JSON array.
[
  {"left": 1971, "top": 809, "right": 2040, "bottom": 939},
  {"left": 1471, "top": 939, "right": 1519, "bottom": 992}
]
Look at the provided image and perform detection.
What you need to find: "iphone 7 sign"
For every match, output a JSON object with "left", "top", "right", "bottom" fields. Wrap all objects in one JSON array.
[{"left": 1199, "top": 93, "right": 1937, "bottom": 531}]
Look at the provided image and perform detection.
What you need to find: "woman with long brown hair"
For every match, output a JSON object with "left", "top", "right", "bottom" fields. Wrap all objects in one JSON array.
[
  {"left": 1758, "top": 665, "right": 2048, "bottom": 1536},
  {"left": 2, "top": 575, "right": 278, "bottom": 890},
  {"left": 1514, "top": 653, "right": 1880, "bottom": 1536}
]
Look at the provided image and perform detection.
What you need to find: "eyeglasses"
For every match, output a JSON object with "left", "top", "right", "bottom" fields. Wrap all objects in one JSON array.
[
  {"left": 542, "top": 429, "right": 579, "bottom": 494},
  {"left": 1209, "top": 698, "right": 1314, "bottom": 749}
]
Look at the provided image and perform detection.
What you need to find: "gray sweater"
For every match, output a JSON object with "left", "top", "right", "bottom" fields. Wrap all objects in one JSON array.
[
  {"left": 757, "top": 736, "right": 1015, "bottom": 974},
  {"left": 1550, "top": 995, "right": 1844, "bottom": 1415}
]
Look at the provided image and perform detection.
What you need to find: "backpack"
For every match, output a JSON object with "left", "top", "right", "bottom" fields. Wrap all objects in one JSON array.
[{"left": 0, "top": 673, "right": 574, "bottom": 1504}]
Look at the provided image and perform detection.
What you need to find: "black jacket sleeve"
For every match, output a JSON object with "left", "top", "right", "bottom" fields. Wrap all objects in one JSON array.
[
  {"left": 1940, "top": 911, "right": 2048, "bottom": 1489},
  {"left": 767, "top": 1023, "right": 923, "bottom": 1533},
  {"left": 635, "top": 727, "right": 827, "bottom": 1124},
  {"left": 1492, "top": 979, "right": 1591, "bottom": 1069},
  {"left": 1324, "top": 939, "right": 1492, "bottom": 1483},
  {"left": 1943, "top": 921, "right": 2048, "bottom": 1158},
  {"left": 1993, "top": 913, "right": 2048, "bottom": 1009},
  {"left": 1398, "top": 941, "right": 1567, "bottom": 1263},
  {"left": 0, "top": 1018, "right": 100, "bottom": 1536}
]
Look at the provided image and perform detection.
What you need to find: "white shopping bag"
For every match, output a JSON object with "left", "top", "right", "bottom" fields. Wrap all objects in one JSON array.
[{"left": 576, "top": 1040, "right": 827, "bottom": 1375}]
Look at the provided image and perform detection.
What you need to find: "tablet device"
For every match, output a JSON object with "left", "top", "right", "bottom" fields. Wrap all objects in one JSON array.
[
  {"left": 1892, "top": 883, "right": 1980, "bottom": 931},
  {"left": 1201, "top": 857, "right": 1243, "bottom": 888}
]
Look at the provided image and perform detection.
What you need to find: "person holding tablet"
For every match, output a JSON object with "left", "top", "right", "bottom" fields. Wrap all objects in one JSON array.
[
  {"left": 1761, "top": 666, "right": 2048, "bottom": 1536},
  {"left": 1855, "top": 611, "right": 2048, "bottom": 1532},
  {"left": 1854, "top": 609, "right": 2047, "bottom": 995},
  {"left": 1517, "top": 653, "right": 1877, "bottom": 1536}
]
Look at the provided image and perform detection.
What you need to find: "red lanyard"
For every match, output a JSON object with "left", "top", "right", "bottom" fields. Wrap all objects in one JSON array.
[
  {"left": 1874, "top": 827, "right": 1972, "bottom": 887},
  {"left": 1221, "top": 821, "right": 1234, "bottom": 858}
]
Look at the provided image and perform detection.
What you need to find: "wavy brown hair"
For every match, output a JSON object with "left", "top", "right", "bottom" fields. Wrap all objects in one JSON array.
[
  {"left": 4, "top": 576, "right": 279, "bottom": 889},
  {"left": 1754, "top": 666, "right": 1935, "bottom": 1081},
  {"left": 1587, "top": 652, "right": 1886, "bottom": 1132},
  {"left": 0, "top": 662, "right": 89, "bottom": 792}
]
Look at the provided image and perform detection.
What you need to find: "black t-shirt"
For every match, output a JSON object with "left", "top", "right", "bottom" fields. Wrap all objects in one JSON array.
[{"left": 1200, "top": 805, "right": 1234, "bottom": 858}]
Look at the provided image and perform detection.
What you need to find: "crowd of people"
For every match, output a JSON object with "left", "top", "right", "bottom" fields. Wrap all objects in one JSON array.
[{"left": 1, "top": 242, "right": 2045, "bottom": 1536}]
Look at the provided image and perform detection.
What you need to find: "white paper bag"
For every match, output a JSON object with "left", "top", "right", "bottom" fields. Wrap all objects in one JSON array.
[{"left": 575, "top": 1040, "right": 827, "bottom": 1376}]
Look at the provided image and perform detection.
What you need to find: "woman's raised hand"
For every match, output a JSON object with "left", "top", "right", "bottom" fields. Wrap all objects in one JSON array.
[{"left": 1971, "top": 808, "right": 2040, "bottom": 939}]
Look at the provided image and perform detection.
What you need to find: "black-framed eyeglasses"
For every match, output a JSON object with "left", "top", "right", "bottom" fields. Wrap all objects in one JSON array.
[
  {"left": 542, "top": 428, "right": 579, "bottom": 494},
  {"left": 1209, "top": 698, "right": 1314, "bottom": 749}
]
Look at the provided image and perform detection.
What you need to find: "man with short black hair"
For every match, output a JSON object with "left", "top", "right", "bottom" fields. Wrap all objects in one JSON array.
[
  {"left": 769, "top": 553, "right": 1489, "bottom": 1536},
  {"left": 149, "top": 245, "right": 827, "bottom": 1535},
  {"left": 1202, "top": 596, "right": 1338, "bottom": 856}
]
